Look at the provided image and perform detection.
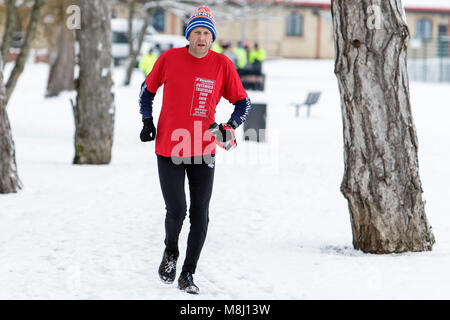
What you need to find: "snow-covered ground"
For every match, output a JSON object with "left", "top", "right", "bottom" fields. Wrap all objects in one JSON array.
[{"left": 1, "top": 57, "right": 449, "bottom": 299}]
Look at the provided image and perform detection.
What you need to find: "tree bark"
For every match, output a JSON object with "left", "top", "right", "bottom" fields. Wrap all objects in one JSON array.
[
  {"left": 0, "top": 56, "right": 21, "bottom": 193},
  {"left": 74, "top": 0, "right": 115, "bottom": 164},
  {"left": 331, "top": 0, "right": 435, "bottom": 253},
  {"left": 46, "top": 0, "right": 75, "bottom": 97},
  {"left": 1, "top": 0, "right": 18, "bottom": 68},
  {"left": 5, "top": 0, "right": 45, "bottom": 104},
  {"left": 123, "top": 0, "right": 137, "bottom": 86},
  {"left": 123, "top": 2, "right": 152, "bottom": 86},
  {"left": 127, "top": 0, "right": 137, "bottom": 57}
]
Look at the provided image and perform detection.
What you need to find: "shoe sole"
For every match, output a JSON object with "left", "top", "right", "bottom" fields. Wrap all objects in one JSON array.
[
  {"left": 178, "top": 285, "right": 199, "bottom": 295},
  {"left": 160, "top": 278, "right": 174, "bottom": 284},
  {"left": 159, "top": 274, "right": 175, "bottom": 284}
]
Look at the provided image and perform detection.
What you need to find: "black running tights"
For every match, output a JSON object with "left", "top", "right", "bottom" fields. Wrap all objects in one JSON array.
[{"left": 157, "top": 155, "right": 215, "bottom": 274}]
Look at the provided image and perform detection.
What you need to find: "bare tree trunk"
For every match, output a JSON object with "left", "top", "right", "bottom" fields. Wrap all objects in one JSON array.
[
  {"left": 5, "top": 0, "right": 45, "bottom": 104},
  {"left": 46, "top": 0, "right": 75, "bottom": 97},
  {"left": 123, "top": 0, "right": 136, "bottom": 86},
  {"left": 0, "top": 56, "right": 21, "bottom": 193},
  {"left": 124, "top": 10, "right": 152, "bottom": 86},
  {"left": 1, "top": 0, "right": 17, "bottom": 68},
  {"left": 74, "top": 0, "right": 114, "bottom": 164},
  {"left": 123, "top": 1, "right": 153, "bottom": 86},
  {"left": 127, "top": 0, "right": 137, "bottom": 57},
  {"left": 331, "top": 0, "right": 435, "bottom": 253}
]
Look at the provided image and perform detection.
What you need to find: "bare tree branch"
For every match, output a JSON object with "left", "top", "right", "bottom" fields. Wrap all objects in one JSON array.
[
  {"left": 5, "top": 0, "right": 45, "bottom": 104},
  {"left": 1, "top": 0, "right": 18, "bottom": 68},
  {"left": 124, "top": 5, "right": 153, "bottom": 86}
]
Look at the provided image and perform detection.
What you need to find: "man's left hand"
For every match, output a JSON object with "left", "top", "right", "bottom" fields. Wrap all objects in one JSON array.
[{"left": 209, "top": 122, "right": 237, "bottom": 151}]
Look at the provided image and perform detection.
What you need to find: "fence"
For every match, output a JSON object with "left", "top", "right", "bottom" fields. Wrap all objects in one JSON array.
[{"left": 408, "top": 37, "right": 450, "bottom": 83}]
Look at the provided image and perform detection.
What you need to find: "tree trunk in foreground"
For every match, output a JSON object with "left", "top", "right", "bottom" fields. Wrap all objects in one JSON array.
[
  {"left": 0, "top": 56, "right": 21, "bottom": 193},
  {"left": 74, "top": 0, "right": 114, "bottom": 164},
  {"left": 331, "top": 0, "right": 435, "bottom": 253}
]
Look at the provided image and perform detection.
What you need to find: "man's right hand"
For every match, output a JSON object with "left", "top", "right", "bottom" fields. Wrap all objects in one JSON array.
[{"left": 140, "top": 117, "right": 156, "bottom": 142}]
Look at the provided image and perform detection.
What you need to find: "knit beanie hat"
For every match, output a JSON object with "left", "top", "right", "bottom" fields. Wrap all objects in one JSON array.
[{"left": 185, "top": 6, "right": 216, "bottom": 42}]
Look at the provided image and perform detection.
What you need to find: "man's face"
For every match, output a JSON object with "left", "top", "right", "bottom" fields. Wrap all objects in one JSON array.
[{"left": 188, "top": 27, "right": 213, "bottom": 58}]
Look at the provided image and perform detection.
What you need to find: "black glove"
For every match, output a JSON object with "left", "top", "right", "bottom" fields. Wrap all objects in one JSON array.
[{"left": 140, "top": 117, "right": 156, "bottom": 142}]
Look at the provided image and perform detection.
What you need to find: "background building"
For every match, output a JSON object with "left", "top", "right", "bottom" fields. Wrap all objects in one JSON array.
[{"left": 1, "top": 0, "right": 449, "bottom": 60}]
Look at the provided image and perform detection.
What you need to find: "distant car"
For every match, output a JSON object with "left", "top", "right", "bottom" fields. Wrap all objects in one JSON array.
[
  {"left": 112, "top": 30, "right": 128, "bottom": 65},
  {"left": 140, "top": 34, "right": 188, "bottom": 57},
  {"left": 111, "top": 18, "right": 188, "bottom": 66},
  {"left": 111, "top": 18, "right": 157, "bottom": 66}
]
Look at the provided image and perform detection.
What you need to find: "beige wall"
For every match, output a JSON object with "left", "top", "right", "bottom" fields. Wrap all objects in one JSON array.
[
  {"left": 165, "top": 11, "right": 184, "bottom": 35},
  {"left": 110, "top": 3, "right": 334, "bottom": 58},
  {"left": 112, "top": 3, "right": 186, "bottom": 36},
  {"left": 319, "top": 12, "right": 335, "bottom": 59},
  {"left": 215, "top": 6, "right": 450, "bottom": 59},
  {"left": 215, "top": 6, "right": 335, "bottom": 59},
  {"left": 406, "top": 12, "right": 450, "bottom": 38},
  {"left": 281, "top": 8, "right": 319, "bottom": 58},
  {"left": 111, "top": 3, "right": 128, "bottom": 19}
]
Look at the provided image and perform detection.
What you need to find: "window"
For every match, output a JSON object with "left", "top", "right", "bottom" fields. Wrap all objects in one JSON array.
[
  {"left": 152, "top": 9, "right": 165, "bottom": 32},
  {"left": 112, "top": 31, "right": 128, "bottom": 44},
  {"left": 286, "top": 12, "right": 303, "bottom": 37},
  {"left": 438, "top": 24, "right": 448, "bottom": 38},
  {"left": 416, "top": 18, "right": 432, "bottom": 41}
]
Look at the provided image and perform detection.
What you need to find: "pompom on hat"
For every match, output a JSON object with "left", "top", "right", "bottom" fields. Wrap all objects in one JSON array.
[{"left": 185, "top": 6, "right": 217, "bottom": 42}]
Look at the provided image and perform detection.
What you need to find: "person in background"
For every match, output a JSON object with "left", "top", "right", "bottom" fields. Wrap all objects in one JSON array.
[
  {"left": 138, "top": 48, "right": 158, "bottom": 76},
  {"left": 249, "top": 42, "right": 267, "bottom": 75},
  {"left": 211, "top": 40, "right": 223, "bottom": 53},
  {"left": 154, "top": 43, "right": 162, "bottom": 56},
  {"left": 232, "top": 41, "right": 248, "bottom": 75},
  {"left": 243, "top": 41, "right": 251, "bottom": 61},
  {"left": 222, "top": 42, "right": 237, "bottom": 67}
]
